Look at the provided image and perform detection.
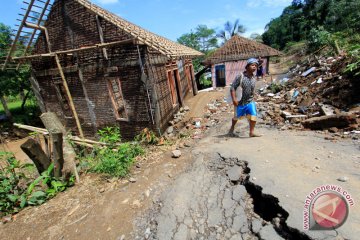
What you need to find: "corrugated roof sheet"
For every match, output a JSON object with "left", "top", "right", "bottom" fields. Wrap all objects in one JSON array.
[
  {"left": 74, "top": 0, "right": 203, "bottom": 59},
  {"left": 204, "top": 35, "right": 282, "bottom": 65}
]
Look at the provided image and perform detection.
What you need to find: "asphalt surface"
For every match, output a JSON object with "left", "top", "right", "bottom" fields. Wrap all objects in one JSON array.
[{"left": 135, "top": 117, "right": 360, "bottom": 240}]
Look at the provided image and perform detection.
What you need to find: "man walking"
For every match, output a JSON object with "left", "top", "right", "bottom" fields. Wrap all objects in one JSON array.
[{"left": 228, "top": 58, "right": 261, "bottom": 137}]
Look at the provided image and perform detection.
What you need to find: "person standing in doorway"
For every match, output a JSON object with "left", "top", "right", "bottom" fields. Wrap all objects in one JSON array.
[
  {"left": 256, "top": 56, "right": 264, "bottom": 79},
  {"left": 228, "top": 58, "right": 261, "bottom": 137}
]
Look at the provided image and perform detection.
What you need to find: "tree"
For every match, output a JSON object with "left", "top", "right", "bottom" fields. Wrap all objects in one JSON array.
[
  {"left": 262, "top": 0, "right": 360, "bottom": 50},
  {"left": 217, "top": 19, "right": 246, "bottom": 44},
  {"left": 249, "top": 33, "right": 263, "bottom": 43},
  {"left": 0, "top": 22, "right": 33, "bottom": 121},
  {"left": 177, "top": 24, "right": 218, "bottom": 72},
  {"left": 0, "top": 23, "right": 14, "bottom": 120}
]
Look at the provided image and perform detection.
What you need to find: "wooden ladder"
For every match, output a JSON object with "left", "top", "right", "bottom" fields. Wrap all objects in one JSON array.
[{"left": 1, "top": 0, "right": 53, "bottom": 71}]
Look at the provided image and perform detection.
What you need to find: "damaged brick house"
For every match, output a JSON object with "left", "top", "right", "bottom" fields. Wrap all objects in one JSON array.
[
  {"left": 8, "top": 0, "right": 203, "bottom": 139},
  {"left": 203, "top": 35, "right": 281, "bottom": 88}
]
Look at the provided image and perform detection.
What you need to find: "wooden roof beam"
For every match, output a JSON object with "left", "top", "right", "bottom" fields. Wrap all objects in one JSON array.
[
  {"left": 12, "top": 38, "right": 137, "bottom": 61},
  {"left": 24, "top": 21, "right": 46, "bottom": 31}
]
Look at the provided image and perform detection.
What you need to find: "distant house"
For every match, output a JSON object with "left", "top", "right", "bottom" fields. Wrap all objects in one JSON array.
[
  {"left": 203, "top": 35, "right": 281, "bottom": 87},
  {"left": 20, "top": 0, "right": 202, "bottom": 139}
]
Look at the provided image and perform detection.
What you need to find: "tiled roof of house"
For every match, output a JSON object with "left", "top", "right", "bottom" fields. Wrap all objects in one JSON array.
[
  {"left": 204, "top": 35, "right": 282, "bottom": 65},
  {"left": 74, "top": 0, "right": 203, "bottom": 59}
]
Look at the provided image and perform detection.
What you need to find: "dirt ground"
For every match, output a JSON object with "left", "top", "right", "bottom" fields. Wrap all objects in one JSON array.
[
  {"left": 3, "top": 58, "right": 357, "bottom": 239},
  {"left": 0, "top": 90, "right": 225, "bottom": 240}
]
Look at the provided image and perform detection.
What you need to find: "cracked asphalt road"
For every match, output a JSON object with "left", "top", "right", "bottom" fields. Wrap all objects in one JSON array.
[{"left": 135, "top": 116, "right": 360, "bottom": 240}]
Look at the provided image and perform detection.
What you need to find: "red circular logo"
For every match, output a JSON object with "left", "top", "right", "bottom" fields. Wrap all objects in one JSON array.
[{"left": 311, "top": 192, "right": 348, "bottom": 229}]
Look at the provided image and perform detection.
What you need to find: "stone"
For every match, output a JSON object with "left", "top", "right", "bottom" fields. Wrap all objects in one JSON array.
[
  {"left": 172, "top": 150, "right": 182, "bottom": 158},
  {"left": 129, "top": 177, "right": 137, "bottom": 183},
  {"left": 337, "top": 176, "right": 349, "bottom": 182},
  {"left": 166, "top": 126, "right": 174, "bottom": 134},
  {"left": 144, "top": 228, "right": 151, "bottom": 239}
]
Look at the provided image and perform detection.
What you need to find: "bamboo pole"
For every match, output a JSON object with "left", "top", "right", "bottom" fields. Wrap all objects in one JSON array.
[
  {"left": 96, "top": 15, "right": 108, "bottom": 60},
  {"left": 13, "top": 123, "right": 48, "bottom": 134},
  {"left": 54, "top": 54, "right": 84, "bottom": 138},
  {"left": 12, "top": 39, "right": 136, "bottom": 61}
]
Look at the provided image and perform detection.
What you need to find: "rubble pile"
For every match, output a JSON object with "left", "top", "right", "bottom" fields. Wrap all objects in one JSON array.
[
  {"left": 257, "top": 55, "right": 360, "bottom": 137},
  {"left": 164, "top": 98, "right": 230, "bottom": 141}
]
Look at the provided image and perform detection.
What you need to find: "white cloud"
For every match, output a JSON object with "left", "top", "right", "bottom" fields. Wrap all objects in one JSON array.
[{"left": 95, "top": 0, "right": 119, "bottom": 4}]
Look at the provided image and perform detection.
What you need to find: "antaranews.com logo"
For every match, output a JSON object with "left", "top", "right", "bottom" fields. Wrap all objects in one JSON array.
[{"left": 303, "top": 184, "right": 355, "bottom": 230}]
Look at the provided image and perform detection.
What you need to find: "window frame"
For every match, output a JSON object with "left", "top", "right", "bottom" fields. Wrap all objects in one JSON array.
[{"left": 107, "top": 77, "right": 129, "bottom": 121}]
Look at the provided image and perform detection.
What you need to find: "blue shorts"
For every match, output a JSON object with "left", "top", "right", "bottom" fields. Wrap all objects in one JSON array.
[{"left": 233, "top": 102, "right": 257, "bottom": 121}]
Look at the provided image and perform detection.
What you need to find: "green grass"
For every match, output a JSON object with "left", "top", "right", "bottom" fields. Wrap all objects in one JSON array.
[
  {"left": 0, "top": 100, "right": 23, "bottom": 114},
  {"left": 0, "top": 97, "right": 41, "bottom": 125}
]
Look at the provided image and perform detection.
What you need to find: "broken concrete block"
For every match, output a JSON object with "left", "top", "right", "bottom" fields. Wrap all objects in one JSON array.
[
  {"left": 320, "top": 104, "right": 337, "bottom": 116},
  {"left": 302, "top": 113, "right": 357, "bottom": 130},
  {"left": 301, "top": 67, "right": 316, "bottom": 77},
  {"left": 281, "top": 111, "right": 292, "bottom": 118}
]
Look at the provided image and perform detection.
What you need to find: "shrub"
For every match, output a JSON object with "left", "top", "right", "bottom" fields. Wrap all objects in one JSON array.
[
  {"left": 0, "top": 152, "right": 74, "bottom": 217},
  {"left": 88, "top": 127, "right": 143, "bottom": 177}
]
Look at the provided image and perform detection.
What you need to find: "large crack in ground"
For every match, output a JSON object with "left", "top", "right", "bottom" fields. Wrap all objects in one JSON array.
[
  {"left": 228, "top": 155, "right": 312, "bottom": 240},
  {"left": 134, "top": 153, "right": 313, "bottom": 239}
]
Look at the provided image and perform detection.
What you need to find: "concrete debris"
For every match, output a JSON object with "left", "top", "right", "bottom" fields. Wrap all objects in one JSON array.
[
  {"left": 302, "top": 113, "right": 357, "bottom": 130},
  {"left": 256, "top": 54, "right": 359, "bottom": 137}
]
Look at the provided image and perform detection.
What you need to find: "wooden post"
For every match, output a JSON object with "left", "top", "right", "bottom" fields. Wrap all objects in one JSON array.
[
  {"left": 51, "top": 132, "right": 63, "bottom": 178},
  {"left": 20, "top": 138, "right": 51, "bottom": 174},
  {"left": 54, "top": 54, "right": 84, "bottom": 138},
  {"left": 40, "top": 112, "right": 80, "bottom": 182}
]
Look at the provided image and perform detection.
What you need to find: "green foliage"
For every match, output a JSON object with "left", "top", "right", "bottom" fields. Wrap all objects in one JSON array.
[
  {"left": 307, "top": 27, "right": 332, "bottom": 52},
  {"left": 199, "top": 75, "right": 212, "bottom": 87},
  {"left": 345, "top": 44, "right": 360, "bottom": 76},
  {"left": 0, "top": 152, "right": 29, "bottom": 215},
  {"left": 98, "top": 126, "right": 121, "bottom": 147},
  {"left": 0, "top": 152, "right": 73, "bottom": 217},
  {"left": 262, "top": 0, "right": 360, "bottom": 50},
  {"left": 283, "top": 41, "right": 307, "bottom": 55},
  {"left": 0, "top": 22, "right": 36, "bottom": 123},
  {"left": 87, "top": 127, "right": 143, "bottom": 177},
  {"left": 177, "top": 25, "right": 218, "bottom": 73}
]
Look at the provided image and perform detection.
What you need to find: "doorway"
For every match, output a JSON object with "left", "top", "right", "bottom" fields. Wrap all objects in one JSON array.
[{"left": 215, "top": 64, "right": 226, "bottom": 87}]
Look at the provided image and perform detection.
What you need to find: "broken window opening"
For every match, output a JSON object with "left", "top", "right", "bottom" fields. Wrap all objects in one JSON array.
[
  {"left": 107, "top": 77, "right": 128, "bottom": 121},
  {"left": 167, "top": 70, "right": 177, "bottom": 107},
  {"left": 54, "top": 82, "right": 72, "bottom": 118}
]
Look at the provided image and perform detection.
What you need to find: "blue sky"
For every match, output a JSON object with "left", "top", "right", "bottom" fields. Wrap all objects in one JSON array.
[{"left": 0, "top": 0, "right": 292, "bottom": 41}]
